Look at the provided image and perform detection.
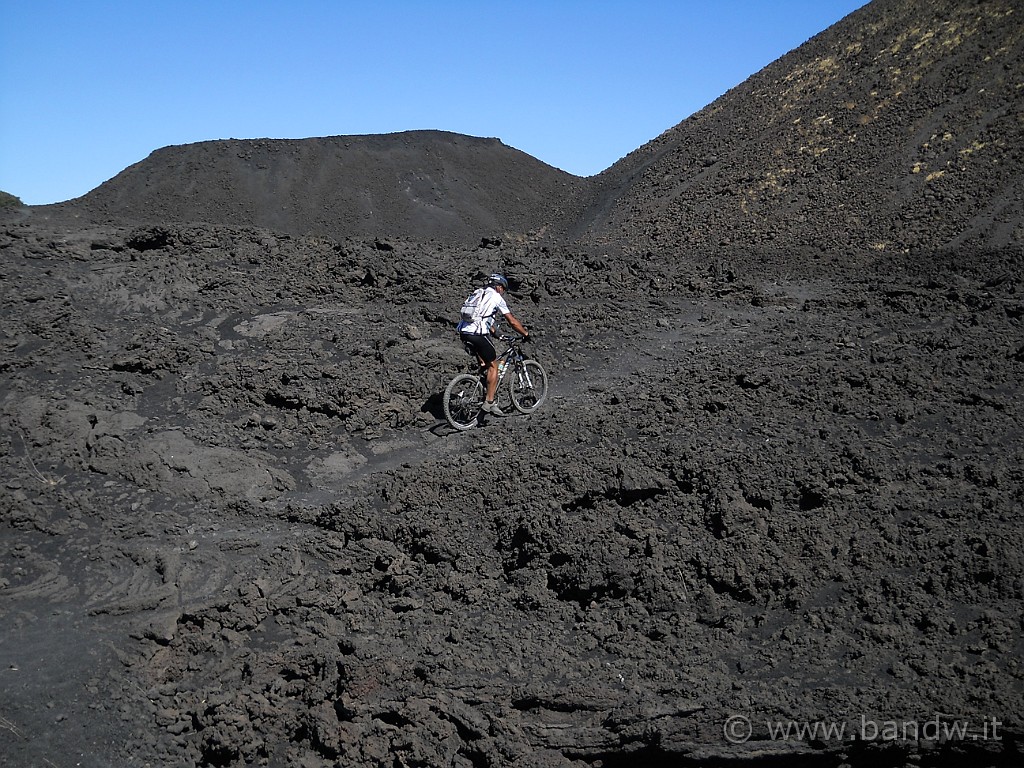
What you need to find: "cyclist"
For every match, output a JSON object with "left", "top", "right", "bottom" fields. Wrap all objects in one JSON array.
[{"left": 458, "top": 273, "right": 529, "bottom": 416}]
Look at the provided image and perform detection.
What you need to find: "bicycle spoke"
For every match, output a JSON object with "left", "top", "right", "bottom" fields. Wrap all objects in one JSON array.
[
  {"left": 510, "top": 359, "right": 547, "bottom": 414},
  {"left": 444, "top": 373, "right": 484, "bottom": 429}
]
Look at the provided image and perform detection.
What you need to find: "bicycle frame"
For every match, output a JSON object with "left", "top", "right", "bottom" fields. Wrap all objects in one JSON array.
[
  {"left": 445, "top": 333, "right": 547, "bottom": 429},
  {"left": 465, "top": 335, "right": 533, "bottom": 391}
]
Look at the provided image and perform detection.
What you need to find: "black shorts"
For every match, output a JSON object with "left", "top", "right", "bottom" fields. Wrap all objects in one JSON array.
[{"left": 460, "top": 332, "right": 497, "bottom": 364}]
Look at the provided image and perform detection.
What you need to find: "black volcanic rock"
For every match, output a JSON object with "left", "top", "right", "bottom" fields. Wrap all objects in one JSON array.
[
  {"left": 21, "top": 1, "right": 1022, "bottom": 267},
  {"left": 572, "top": 0, "right": 1024, "bottom": 263},
  {"left": 36, "top": 130, "right": 585, "bottom": 245},
  {"left": 2, "top": 0, "right": 1022, "bottom": 766}
]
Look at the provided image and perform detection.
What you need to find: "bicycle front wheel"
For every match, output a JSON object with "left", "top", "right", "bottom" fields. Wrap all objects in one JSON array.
[
  {"left": 510, "top": 359, "right": 548, "bottom": 414},
  {"left": 444, "top": 373, "right": 484, "bottom": 430}
]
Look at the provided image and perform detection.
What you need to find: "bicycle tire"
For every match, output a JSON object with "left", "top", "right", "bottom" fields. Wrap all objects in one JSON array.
[
  {"left": 443, "top": 373, "right": 484, "bottom": 430},
  {"left": 510, "top": 359, "right": 548, "bottom": 414}
]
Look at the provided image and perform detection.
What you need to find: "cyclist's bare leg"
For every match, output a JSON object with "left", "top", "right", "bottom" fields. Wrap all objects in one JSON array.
[{"left": 484, "top": 360, "right": 499, "bottom": 402}]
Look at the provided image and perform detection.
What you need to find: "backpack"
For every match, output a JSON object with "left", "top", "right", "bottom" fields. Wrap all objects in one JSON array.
[{"left": 460, "top": 287, "right": 488, "bottom": 323}]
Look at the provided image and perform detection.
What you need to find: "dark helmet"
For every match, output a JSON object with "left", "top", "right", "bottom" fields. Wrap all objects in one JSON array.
[{"left": 488, "top": 273, "right": 508, "bottom": 289}]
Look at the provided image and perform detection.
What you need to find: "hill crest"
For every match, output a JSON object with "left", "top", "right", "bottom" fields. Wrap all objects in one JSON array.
[
  {"left": 41, "top": 130, "right": 584, "bottom": 245},
  {"left": 19, "top": 0, "right": 1024, "bottom": 260},
  {"left": 576, "top": 0, "right": 1024, "bottom": 259}
]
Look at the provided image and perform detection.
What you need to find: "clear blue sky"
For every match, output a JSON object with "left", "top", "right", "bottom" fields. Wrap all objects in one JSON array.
[{"left": 1, "top": 1, "right": 867, "bottom": 205}]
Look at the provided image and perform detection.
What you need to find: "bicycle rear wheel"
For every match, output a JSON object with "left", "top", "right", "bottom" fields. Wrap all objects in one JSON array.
[
  {"left": 510, "top": 359, "right": 548, "bottom": 413},
  {"left": 444, "top": 373, "right": 484, "bottom": 430}
]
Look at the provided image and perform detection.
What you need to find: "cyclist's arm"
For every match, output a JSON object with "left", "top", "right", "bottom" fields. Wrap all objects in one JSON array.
[{"left": 503, "top": 312, "right": 528, "bottom": 338}]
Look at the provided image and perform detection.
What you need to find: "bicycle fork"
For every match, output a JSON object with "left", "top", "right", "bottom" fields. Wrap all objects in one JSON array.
[{"left": 512, "top": 361, "right": 534, "bottom": 390}]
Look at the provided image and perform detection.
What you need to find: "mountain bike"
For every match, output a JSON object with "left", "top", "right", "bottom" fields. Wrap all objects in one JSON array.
[{"left": 443, "top": 334, "right": 548, "bottom": 430}]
